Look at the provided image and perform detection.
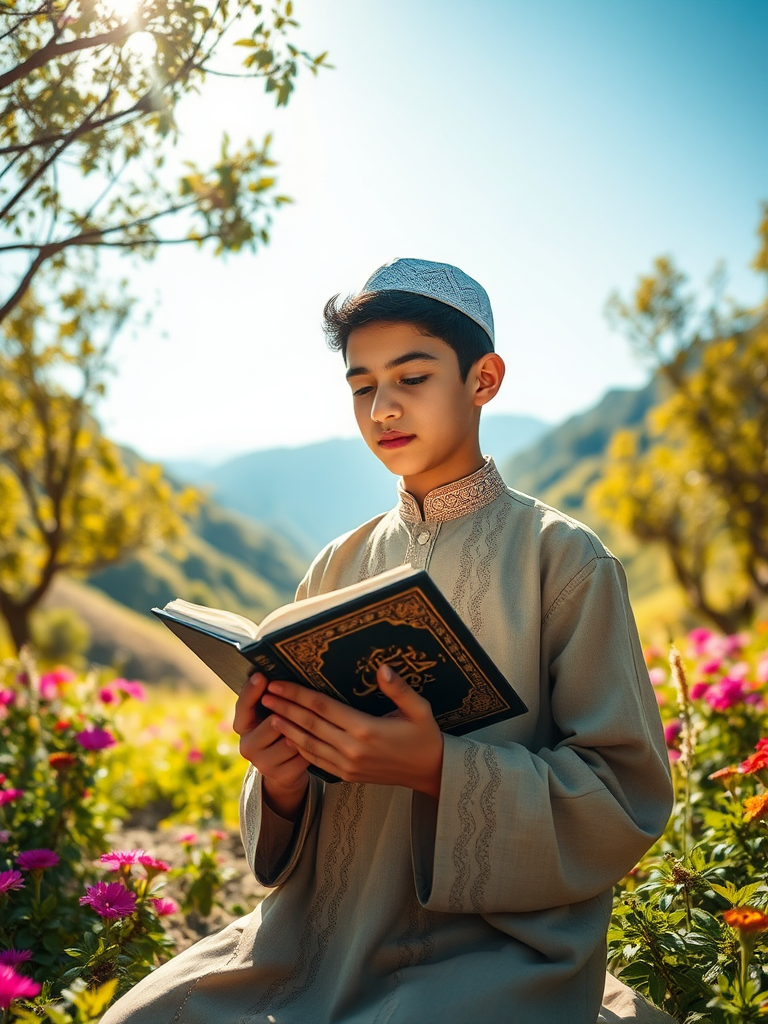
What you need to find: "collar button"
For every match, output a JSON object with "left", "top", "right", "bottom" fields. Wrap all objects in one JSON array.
[{"left": 416, "top": 529, "right": 430, "bottom": 545}]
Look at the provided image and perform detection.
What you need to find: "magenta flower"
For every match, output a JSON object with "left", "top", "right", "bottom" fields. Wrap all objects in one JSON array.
[
  {"left": 663, "top": 720, "right": 682, "bottom": 748},
  {"left": 177, "top": 831, "right": 197, "bottom": 845},
  {"left": 113, "top": 679, "right": 146, "bottom": 701},
  {"left": 210, "top": 829, "right": 227, "bottom": 841},
  {"left": 0, "top": 871, "right": 24, "bottom": 895},
  {"left": 138, "top": 855, "right": 170, "bottom": 873},
  {"left": 187, "top": 748, "right": 203, "bottom": 763},
  {"left": 79, "top": 881, "right": 137, "bottom": 918},
  {"left": 705, "top": 677, "right": 746, "bottom": 712},
  {"left": 16, "top": 849, "right": 59, "bottom": 872},
  {"left": 0, "top": 950, "right": 32, "bottom": 966},
  {"left": 0, "top": 690, "right": 14, "bottom": 706},
  {"left": 0, "top": 964, "right": 41, "bottom": 1008},
  {"left": 150, "top": 897, "right": 179, "bottom": 916},
  {"left": 0, "top": 831, "right": 9, "bottom": 843},
  {"left": 690, "top": 682, "right": 710, "bottom": 700},
  {"left": 99, "top": 687, "right": 116, "bottom": 704},
  {"left": 99, "top": 849, "right": 146, "bottom": 871},
  {"left": 699, "top": 658, "right": 722, "bottom": 675},
  {"left": 0, "top": 789, "right": 23, "bottom": 807},
  {"left": 648, "top": 668, "right": 667, "bottom": 687},
  {"left": 75, "top": 727, "right": 116, "bottom": 751}
]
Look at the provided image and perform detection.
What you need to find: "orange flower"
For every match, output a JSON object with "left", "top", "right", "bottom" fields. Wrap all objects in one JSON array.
[
  {"left": 723, "top": 907, "right": 768, "bottom": 933},
  {"left": 709, "top": 765, "right": 740, "bottom": 785},
  {"left": 743, "top": 793, "right": 768, "bottom": 823}
]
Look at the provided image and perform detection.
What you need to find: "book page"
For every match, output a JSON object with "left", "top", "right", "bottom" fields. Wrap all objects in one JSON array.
[
  {"left": 257, "top": 564, "right": 418, "bottom": 639},
  {"left": 161, "top": 600, "right": 260, "bottom": 643}
]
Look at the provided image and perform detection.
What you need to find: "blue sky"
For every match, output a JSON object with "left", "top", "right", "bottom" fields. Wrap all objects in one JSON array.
[{"left": 101, "top": 0, "right": 768, "bottom": 462}]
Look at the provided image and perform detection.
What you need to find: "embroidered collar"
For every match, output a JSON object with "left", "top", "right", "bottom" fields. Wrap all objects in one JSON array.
[{"left": 397, "top": 457, "right": 506, "bottom": 524}]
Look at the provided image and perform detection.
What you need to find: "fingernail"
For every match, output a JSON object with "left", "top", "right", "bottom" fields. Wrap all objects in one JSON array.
[
  {"left": 270, "top": 716, "right": 283, "bottom": 729},
  {"left": 268, "top": 682, "right": 283, "bottom": 694},
  {"left": 380, "top": 665, "right": 392, "bottom": 682}
]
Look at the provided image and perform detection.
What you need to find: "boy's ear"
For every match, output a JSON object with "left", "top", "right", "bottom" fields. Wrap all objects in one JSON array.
[{"left": 471, "top": 353, "right": 505, "bottom": 408}]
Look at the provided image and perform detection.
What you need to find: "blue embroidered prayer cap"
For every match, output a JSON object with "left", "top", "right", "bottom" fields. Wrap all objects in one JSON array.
[{"left": 360, "top": 258, "right": 495, "bottom": 348}]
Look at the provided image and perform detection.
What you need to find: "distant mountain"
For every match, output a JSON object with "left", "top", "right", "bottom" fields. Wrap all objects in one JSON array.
[
  {"left": 170, "top": 413, "right": 549, "bottom": 553},
  {"left": 88, "top": 497, "right": 308, "bottom": 626}
]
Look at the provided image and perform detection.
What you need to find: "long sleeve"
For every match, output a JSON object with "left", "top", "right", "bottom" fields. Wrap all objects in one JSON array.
[
  {"left": 239, "top": 764, "right": 323, "bottom": 887},
  {"left": 410, "top": 553, "right": 673, "bottom": 915}
]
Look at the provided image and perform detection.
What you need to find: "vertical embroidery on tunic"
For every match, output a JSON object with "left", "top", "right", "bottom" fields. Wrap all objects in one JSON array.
[
  {"left": 358, "top": 532, "right": 387, "bottom": 582},
  {"left": 372, "top": 898, "right": 435, "bottom": 1024},
  {"left": 243, "top": 784, "right": 364, "bottom": 1018},
  {"left": 451, "top": 513, "right": 485, "bottom": 613},
  {"left": 468, "top": 502, "right": 510, "bottom": 634},
  {"left": 470, "top": 745, "right": 501, "bottom": 912},
  {"left": 449, "top": 741, "right": 480, "bottom": 911}
]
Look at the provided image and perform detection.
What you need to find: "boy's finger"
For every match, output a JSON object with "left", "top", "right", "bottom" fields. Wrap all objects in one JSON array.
[
  {"left": 232, "top": 673, "right": 268, "bottom": 735},
  {"left": 376, "top": 664, "right": 432, "bottom": 720},
  {"left": 265, "top": 680, "right": 360, "bottom": 729}
]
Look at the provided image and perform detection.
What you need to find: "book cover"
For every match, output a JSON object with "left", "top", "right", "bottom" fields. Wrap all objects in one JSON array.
[{"left": 152, "top": 571, "right": 527, "bottom": 781}]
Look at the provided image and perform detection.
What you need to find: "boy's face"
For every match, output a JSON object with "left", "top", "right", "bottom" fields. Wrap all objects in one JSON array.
[{"left": 345, "top": 321, "right": 497, "bottom": 497}]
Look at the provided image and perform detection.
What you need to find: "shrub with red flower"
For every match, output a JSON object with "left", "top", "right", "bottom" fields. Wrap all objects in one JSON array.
[
  {"left": 0, "top": 789, "right": 24, "bottom": 806},
  {"left": 151, "top": 897, "right": 179, "bottom": 916},
  {"left": 98, "top": 849, "right": 146, "bottom": 871}
]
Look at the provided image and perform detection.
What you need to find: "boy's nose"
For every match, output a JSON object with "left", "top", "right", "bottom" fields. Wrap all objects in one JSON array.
[{"left": 370, "top": 386, "right": 402, "bottom": 422}]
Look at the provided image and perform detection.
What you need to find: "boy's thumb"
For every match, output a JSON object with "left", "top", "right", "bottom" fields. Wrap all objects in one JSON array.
[{"left": 377, "top": 664, "right": 427, "bottom": 718}]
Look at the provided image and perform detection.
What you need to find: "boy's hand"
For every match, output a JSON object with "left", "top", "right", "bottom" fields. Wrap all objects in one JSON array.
[
  {"left": 261, "top": 665, "right": 444, "bottom": 798},
  {"left": 233, "top": 673, "right": 310, "bottom": 820}
]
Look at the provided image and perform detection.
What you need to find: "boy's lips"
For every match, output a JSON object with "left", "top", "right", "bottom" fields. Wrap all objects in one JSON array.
[{"left": 378, "top": 432, "right": 415, "bottom": 449}]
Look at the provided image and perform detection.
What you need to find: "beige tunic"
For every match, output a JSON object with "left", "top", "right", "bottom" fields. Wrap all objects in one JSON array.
[{"left": 102, "top": 459, "right": 674, "bottom": 1024}]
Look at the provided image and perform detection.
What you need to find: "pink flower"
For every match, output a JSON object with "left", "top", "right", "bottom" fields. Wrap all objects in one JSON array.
[
  {"left": 79, "top": 881, "right": 137, "bottom": 919},
  {"left": 150, "top": 897, "right": 179, "bottom": 916},
  {"left": 730, "top": 661, "right": 750, "bottom": 680},
  {"left": 98, "top": 687, "right": 116, "bottom": 704},
  {"left": 0, "top": 831, "right": 9, "bottom": 843},
  {"left": 0, "top": 690, "right": 15, "bottom": 707},
  {"left": 668, "top": 749, "right": 681, "bottom": 762},
  {"left": 0, "top": 790, "right": 23, "bottom": 807},
  {"left": 210, "top": 829, "right": 227, "bottom": 841},
  {"left": 16, "top": 849, "right": 59, "bottom": 871},
  {"left": 75, "top": 727, "right": 115, "bottom": 751},
  {"left": 688, "top": 627, "right": 713, "bottom": 656},
  {"left": 38, "top": 669, "right": 74, "bottom": 701},
  {"left": 113, "top": 679, "right": 146, "bottom": 701},
  {"left": 187, "top": 748, "right": 203, "bottom": 763},
  {"left": 0, "top": 964, "right": 41, "bottom": 1008},
  {"left": 705, "top": 677, "right": 746, "bottom": 711},
  {"left": 138, "top": 855, "right": 170, "bottom": 873},
  {"left": 648, "top": 668, "right": 667, "bottom": 687},
  {"left": 699, "top": 658, "right": 722, "bottom": 675},
  {"left": 0, "top": 950, "right": 31, "bottom": 966},
  {"left": 690, "top": 682, "right": 711, "bottom": 700},
  {"left": 663, "top": 721, "right": 682, "bottom": 747},
  {"left": 757, "top": 653, "right": 768, "bottom": 685},
  {"left": 177, "top": 832, "right": 197, "bottom": 845},
  {"left": 0, "top": 871, "right": 24, "bottom": 895},
  {"left": 99, "top": 849, "right": 146, "bottom": 871}
]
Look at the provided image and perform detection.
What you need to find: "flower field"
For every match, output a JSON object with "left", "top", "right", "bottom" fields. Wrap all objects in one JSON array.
[{"left": 1, "top": 627, "right": 768, "bottom": 1022}]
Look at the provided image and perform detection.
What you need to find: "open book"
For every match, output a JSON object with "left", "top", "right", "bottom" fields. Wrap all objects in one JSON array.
[{"left": 153, "top": 565, "right": 527, "bottom": 761}]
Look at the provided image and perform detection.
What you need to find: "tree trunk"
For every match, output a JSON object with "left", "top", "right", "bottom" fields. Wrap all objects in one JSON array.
[{"left": 0, "top": 599, "right": 33, "bottom": 652}]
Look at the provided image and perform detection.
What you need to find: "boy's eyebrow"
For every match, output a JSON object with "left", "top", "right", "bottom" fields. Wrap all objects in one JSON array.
[{"left": 345, "top": 351, "right": 439, "bottom": 380}]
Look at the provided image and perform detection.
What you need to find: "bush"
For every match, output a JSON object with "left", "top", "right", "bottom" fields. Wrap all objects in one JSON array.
[
  {"left": 611, "top": 624, "right": 768, "bottom": 1022},
  {"left": 0, "top": 654, "right": 244, "bottom": 1021}
]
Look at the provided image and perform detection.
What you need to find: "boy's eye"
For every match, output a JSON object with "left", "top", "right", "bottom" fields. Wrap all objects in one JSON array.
[
  {"left": 352, "top": 385, "right": 374, "bottom": 397},
  {"left": 400, "top": 375, "right": 429, "bottom": 386}
]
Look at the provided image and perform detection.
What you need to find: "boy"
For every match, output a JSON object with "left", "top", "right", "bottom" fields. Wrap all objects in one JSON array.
[{"left": 103, "top": 259, "right": 674, "bottom": 1023}]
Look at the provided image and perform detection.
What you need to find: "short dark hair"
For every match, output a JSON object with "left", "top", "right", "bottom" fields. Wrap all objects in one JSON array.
[{"left": 322, "top": 290, "right": 493, "bottom": 382}]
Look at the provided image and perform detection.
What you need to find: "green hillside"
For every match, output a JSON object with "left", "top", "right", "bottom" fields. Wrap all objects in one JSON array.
[
  {"left": 88, "top": 497, "right": 309, "bottom": 626},
  {"left": 500, "top": 380, "right": 695, "bottom": 639}
]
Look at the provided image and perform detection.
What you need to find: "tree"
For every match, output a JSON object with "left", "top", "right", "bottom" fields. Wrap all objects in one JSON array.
[
  {"left": 0, "top": 0, "right": 328, "bottom": 322},
  {"left": 590, "top": 206, "right": 768, "bottom": 632},
  {"left": 0, "top": 286, "right": 196, "bottom": 651}
]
